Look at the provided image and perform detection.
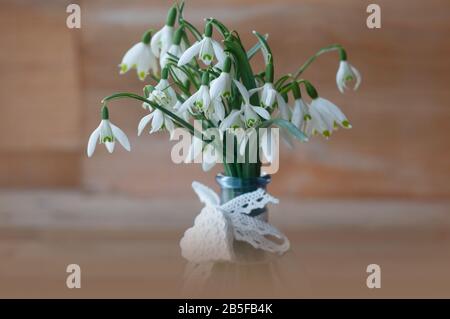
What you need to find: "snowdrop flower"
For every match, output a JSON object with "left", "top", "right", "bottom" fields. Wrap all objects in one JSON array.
[
  {"left": 177, "top": 22, "right": 225, "bottom": 67},
  {"left": 150, "top": 6, "right": 177, "bottom": 58},
  {"left": 160, "top": 28, "right": 185, "bottom": 79},
  {"left": 154, "top": 67, "right": 177, "bottom": 107},
  {"left": 87, "top": 106, "right": 130, "bottom": 157},
  {"left": 138, "top": 70, "right": 177, "bottom": 138},
  {"left": 234, "top": 80, "right": 271, "bottom": 128},
  {"left": 210, "top": 57, "right": 232, "bottom": 100},
  {"left": 119, "top": 30, "right": 158, "bottom": 81},
  {"left": 206, "top": 98, "right": 225, "bottom": 124},
  {"left": 336, "top": 50, "right": 361, "bottom": 93},
  {"left": 250, "top": 62, "right": 290, "bottom": 120},
  {"left": 305, "top": 82, "right": 351, "bottom": 138},
  {"left": 178, "top": 72, "right": 211, "bottom": 115}
]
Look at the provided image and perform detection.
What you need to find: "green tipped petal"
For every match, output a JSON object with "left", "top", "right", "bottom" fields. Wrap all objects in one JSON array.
[
  {"left": 119, "top": 64, "right": 128, "bottom": 74},
  {"left": 138, "top": 71, "right": 147, "bottom": 81},
  {"left": 342, "top": 120, "right": 352, "bottom": 128}
]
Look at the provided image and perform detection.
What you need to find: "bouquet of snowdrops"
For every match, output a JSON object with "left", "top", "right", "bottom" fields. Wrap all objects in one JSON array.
[{"left": 86, "top": 2, "right": 361, "bottom": 178}]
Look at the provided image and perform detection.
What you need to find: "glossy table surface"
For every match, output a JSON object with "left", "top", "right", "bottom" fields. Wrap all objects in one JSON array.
[{"left": 1, "top": 190, "right": 449, "bottom": 298}]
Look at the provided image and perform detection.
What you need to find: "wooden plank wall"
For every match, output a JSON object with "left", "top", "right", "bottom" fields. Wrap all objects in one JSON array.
[
  {"left": 0, "top": 1, "right": 82, "bottom": 187},
  {"left": 1, "top": 0, "right": 449, "bottom": 199}
]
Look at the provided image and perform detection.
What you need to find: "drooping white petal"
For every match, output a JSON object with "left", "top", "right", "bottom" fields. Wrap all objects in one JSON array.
[
  {"left": 202, "top": 143, "right": 217, "bottom": 172},
  {"left": 151, "top": 25, "right": 173, "bottom": 58},
  {"left": 351, "top": 65, "right": 362, "bottom": 90},
  {"left": 161, "top": 26, "right": 174, "bottom": 53},
  {"left": 178, "top": 41, "right": 202, "bottom": 66},
  {"left": 178, "top": 91, "right": 199, "bottom": 113},
  {"left": 219, "top": 110, "right": 242, "bottom": 131},
  {"left": 210, "top": 73, "right": 227, "bottom": 100},
  {"left": 251, "top": 106, "right": 271, "bottom": 120},
  {"left": 150, "top": 110, "right": 164, "bottom": 133},
  {"left": 233, "top": 80, "right": 250, "bottom": 104},
  {"left": 277, "top": 94, "right": 290, "bottom": 120},
  {"left": 261, "top": 83, "right": 276, "bottom": 107},
  {"left": 249, "top": 86, "right": 263, "bottom": 98},
  {"left": 243, "top": 105, "right": 259, "bottom": 128},
  {"left": 110, "top": 123, "right": 131, "bottom": 151},
  {"left": 291, "top": 99, "right": 309, "bottom": 128},
  {"left": 317, "top": 97, "right": 350, "bottom": 128},
  {"left": 150, "top": 28, "right": 163, "bottom": 57},
  {"left": 200, "top": 85, "right": 211, "bottom": 112},
  {"left": 120, "top": 43, "right": 142, "bottom": 73},
  {"left": 211, "top": 39, "right": 226, "bottom": 63},
  {"left": 212, "top": 98, "right": 225, "bottom": 121},
  {"left": 137, "top": 113, "right": 154, "bottom": 136},
  {"left": 87, "top": 124, "right": 101, "bottom": 157},
  {"left": 307, "top": 104, "right": 330, "bottom": 137},
  {"left": 105, "top": 141, "right": 115, "bottom": 153}
]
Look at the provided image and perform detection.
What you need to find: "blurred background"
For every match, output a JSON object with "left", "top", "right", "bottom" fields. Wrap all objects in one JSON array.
[{"left": 0, "top": 0, "right": 449, "bottom": 298}]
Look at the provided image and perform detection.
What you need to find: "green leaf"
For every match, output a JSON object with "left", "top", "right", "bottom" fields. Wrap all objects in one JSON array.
[
  {"left": 257, "top": 118, "right": 308, "bottom": 142},
  {"left": 246, "top": 33, "right": 269, "bottom": 60},
  {"left": 252, "top": 31, "right": 272, "bottom": 64},
  {"left": 224, "top": 34, "right": 259, "bottom": 106}
]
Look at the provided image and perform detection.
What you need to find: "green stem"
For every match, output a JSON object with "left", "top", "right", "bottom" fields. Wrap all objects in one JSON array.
[
  {"left": 102, "top": 92, "right": 202, "bottom": 137},
  {"left": 293, "top": 44, "right": 343, "bottom": 79}
]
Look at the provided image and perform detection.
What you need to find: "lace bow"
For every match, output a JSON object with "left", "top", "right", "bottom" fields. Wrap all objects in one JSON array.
[{"left": 180, "top": 181, "right": 290, "bottom": 263}]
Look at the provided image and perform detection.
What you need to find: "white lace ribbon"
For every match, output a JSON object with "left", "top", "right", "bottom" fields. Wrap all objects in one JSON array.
[{"left": 180, "top": 181, "right": 290, "bottom": 263}]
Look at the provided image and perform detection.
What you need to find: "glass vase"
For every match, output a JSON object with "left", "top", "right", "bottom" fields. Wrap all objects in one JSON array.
[{"left": 215, "top": 173, "right": 271, "bottom": 221}]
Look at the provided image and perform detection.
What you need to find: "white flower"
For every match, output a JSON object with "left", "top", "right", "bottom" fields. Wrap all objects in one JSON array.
[
  {"left": 150, "top": 7, "right": 177, "bottom": 58},
  {"left": 307, "top": 97, "right": 351, "bottom": 138},
  {"left": 138, "top": 108, "right": 175, "bottom": 138},
  {"left": 138, "top": 82, "right": 177, "bottom": 138},
  {"left": 251, "top": 82, "right": 290, "bottom": 120},
  {"left": 336, "top": 60, "right": 361, "bottom": 93},
  {"left": 178, "top": 73, "right": 213, "bottom": 116},
  {"left": 119, "top": 39, "right": 158, "bottom": 81},
  {"left": 160, "top": 28, "right": 186, "bottom": 83},
  {"left": 161, "top": 43, "right": 183, "bottom": 68},
  {"left": 206, "top": 98, "right": 225, "bottom": 124},
  {"left": 230, "top": 80, "right": 271, "bottom": 129},
  {"left": 177, "top": 23, "right": 225, "bottom": 66},
  {"left": 151, "top": 25, "right": 173, "bottom": 58},
  {"left": 210, "top": 57, "right": 232, "bottom": 99},
  {"left": 87, "top": 107, "right": 130, "bottom": 157}
]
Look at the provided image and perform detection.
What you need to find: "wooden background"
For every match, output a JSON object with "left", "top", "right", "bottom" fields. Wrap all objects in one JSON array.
[{"left": 1, "top": 0, "right": 449, "bottom": 199}]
